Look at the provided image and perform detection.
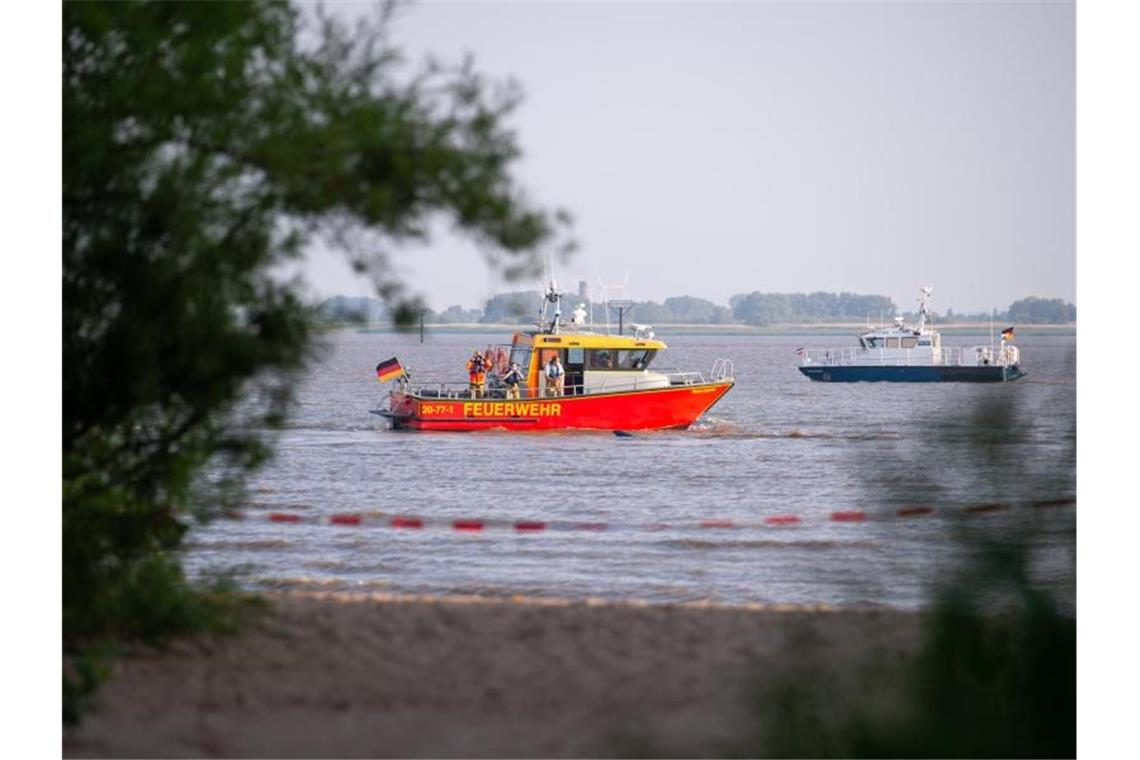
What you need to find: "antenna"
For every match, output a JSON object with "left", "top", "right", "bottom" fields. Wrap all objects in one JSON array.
[
  {"left": 536, "top": 248, "right": 563, "bottom": 333},
  {"left": 597, "top": 272, "right": 633, "bottom": 335},
  {"left": 916, "top": 286, "right": 932, "bottom": 332},
  {"left": 542, "top": 247, "right": 555, "bottom": 287}
]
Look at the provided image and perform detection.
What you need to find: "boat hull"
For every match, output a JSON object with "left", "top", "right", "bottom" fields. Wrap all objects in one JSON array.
[
  {"left": 799, "top": 365, "right": 1026, "bottom": 383},
  {"left": 383, "top": 381, "right": 734, "bottom": 431}
]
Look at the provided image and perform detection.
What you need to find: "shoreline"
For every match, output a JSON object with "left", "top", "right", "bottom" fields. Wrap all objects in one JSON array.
[
  {"left": 346, "top": 322, "right": 1077, "bottom": 337},
  {"left": 261, "top": 589, "right": 849, "bottom": 612},
  {"left": 65, "top": 591, "right": 923, "bottom": 758}
]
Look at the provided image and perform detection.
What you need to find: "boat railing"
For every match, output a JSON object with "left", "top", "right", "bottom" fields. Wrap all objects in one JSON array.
[
  {"left": 658, "top": 369, "right": 706, "bottom": 386},
  {"left": 800, "top": 347, "right": 947, "bottom": 366},
  {"left": 397, "top": 380, "right": 482, "bottom": 399},
  {"left": 968, "top": 344, "right": 1021, "bottom": 367},
  {"left": 390, "top": 370, "right": 726, "bottom": 400},
  {"left": 800, "top": 346, "right": 1017, "bottom": 368},
  {"left": 397, "top": 379, "right": 551, "bottom": 400},
  {"left": 711, "top": 358, "right": 734, "bottom": 381},
  {"left": 800, "top": 348, "right": 863, "bottom": 366}
]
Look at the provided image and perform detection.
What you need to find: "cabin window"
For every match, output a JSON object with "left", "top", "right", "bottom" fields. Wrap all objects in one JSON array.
[
  {"left": 616, "top": 349, "right": 657, "bottom": 370},
  {"left": 566, "top": 348, "right": 584, "bottom": 364},
  {"left": 886, "top": 337, "right": 900, "bottom": 348},
  {"left": 586, "top": 348, "right": 614, "bottom": 370},
  {"left": 917, "top": 340, "right": 930, "bottom": 347},
  {"left": 538, "top": 349, "right": 560, "bottom": 369},
  {"left": 866, "top": 337, "right": 880, "bottom": 349},
  {"left": 901, "top": 337, "right": 917, "bottom": 349},
  {"left": 509, "top": 343, "right": 532, "bottom": 375}
]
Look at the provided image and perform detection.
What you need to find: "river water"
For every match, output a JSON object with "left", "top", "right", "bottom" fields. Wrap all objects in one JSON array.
[{"left": 183, "top": 329, "right": 1076, "bottom": 609}]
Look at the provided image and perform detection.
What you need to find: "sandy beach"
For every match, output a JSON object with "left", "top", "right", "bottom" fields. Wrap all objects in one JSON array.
[{"left": 64, "top": 592, "right": 922, "bottom": 758}]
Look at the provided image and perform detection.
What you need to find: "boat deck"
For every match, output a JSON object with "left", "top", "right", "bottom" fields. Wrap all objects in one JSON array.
[{"left": 403, "top": 364, "right": 730, "bottom": 401}]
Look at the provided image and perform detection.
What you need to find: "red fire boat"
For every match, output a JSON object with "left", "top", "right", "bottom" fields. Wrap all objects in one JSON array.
[{"left": 373, "top": 284, "right": 734, "bottom": 431}]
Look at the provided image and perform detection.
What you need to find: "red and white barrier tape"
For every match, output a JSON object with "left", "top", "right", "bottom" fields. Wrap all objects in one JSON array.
[{"left": 227, "top": 498, "right": 1073, "bottom": 534}]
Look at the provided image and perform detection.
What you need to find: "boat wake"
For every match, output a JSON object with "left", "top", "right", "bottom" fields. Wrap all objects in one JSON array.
[
  {"left": 282, "top": 421, "right": 387, "bottom": 432},
  {"left": 689, "top": 418, "right": 900, "bottom": 441},
  {"left": 688, "top": 416, "right": 742, "bottom": 435}
]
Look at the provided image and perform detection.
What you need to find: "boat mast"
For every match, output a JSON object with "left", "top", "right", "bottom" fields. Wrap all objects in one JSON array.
[
  {"left": 538, "top": 249, "right": 562, "bottom": 334},
  {"left": 542, "top": 280, "right": 562, "bottom": 334},
  {"left": 916, "top": 286, "right": 932, "bottom": 333}
]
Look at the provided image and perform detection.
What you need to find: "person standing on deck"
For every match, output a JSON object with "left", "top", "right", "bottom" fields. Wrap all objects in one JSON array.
[
  {"left": 545, "top": 355, "right": 564, "bottom": 397},
  {"left": 467, "top": 350, "right": 488, "bottom": 399},
  {"left": 502, "top": 361, "right": 524, "bottom": 399}
]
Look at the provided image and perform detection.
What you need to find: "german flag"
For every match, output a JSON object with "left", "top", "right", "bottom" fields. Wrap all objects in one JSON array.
[
  {"left": 376, "top": 357, "right": 405, "bottom": 382},
  {"left": 1001, "top": 326, "right": 1015, "bottom": 341}
]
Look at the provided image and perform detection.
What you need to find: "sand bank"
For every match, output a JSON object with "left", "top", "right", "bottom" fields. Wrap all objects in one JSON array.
[{"left": 64, "top": 592, "right": 922, "bottom": 758}]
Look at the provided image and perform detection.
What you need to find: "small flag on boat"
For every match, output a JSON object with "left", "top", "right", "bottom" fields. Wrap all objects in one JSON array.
[
  {"left": 794, "top": 347, "right": 805, "bottom": 356},
  {"left": 376, "top": 357, "right": 405, "bottom": 382},
  {"left": 1001, "top": 327, "right": 1015, "bottom": 340}
]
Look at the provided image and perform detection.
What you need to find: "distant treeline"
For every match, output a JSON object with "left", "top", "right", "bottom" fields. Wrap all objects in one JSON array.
[
  {"left": 318, "top": 292, "right": 1076, "bottom": 326},
  {"left": 941, "top": 297, "right": 1077, "bottom": 325}
]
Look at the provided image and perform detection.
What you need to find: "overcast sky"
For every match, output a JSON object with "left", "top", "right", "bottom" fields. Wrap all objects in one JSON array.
[{"left": 307, "top": 0, "right": 1075, "bottom": 314}]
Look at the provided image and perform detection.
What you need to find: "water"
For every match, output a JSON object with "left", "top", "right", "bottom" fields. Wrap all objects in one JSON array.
[{"left": 183, "top": 329, "right": 1076, "bottom": 609}]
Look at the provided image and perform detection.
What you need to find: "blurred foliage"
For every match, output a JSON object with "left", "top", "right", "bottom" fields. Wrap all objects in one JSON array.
[
  {"left": 748, "top": 541, "right": 1076, "bottom": 758},
  {"left": 431, "top": 303, "right": 484, "bottom": 324},
  {"left": 480, "top": 289, "right": 543, "bottom": 323},
  {"left": 316, "top": 295, "right": 393, "bottom": 324},
  {"left": 63, "top": 0, "right": 567, "bottom": 721},
  {"left": 735, "top": 395, "right": 1075, "bottom": 758}
]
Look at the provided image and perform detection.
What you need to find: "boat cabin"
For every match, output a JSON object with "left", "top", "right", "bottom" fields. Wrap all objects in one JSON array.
[
  {"left": 858, "top": 324, "right": 941, "bottom": 352},
  {"left": 509, "top": 330, "right": 669, "bottom": 396}
]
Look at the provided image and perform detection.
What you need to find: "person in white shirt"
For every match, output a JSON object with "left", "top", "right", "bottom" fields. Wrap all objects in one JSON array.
[{"left": 544, "top": 355, "right": 564, "bottom": 397}]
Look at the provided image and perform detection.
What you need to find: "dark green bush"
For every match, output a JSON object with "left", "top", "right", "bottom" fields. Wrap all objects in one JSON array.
[{"left": 63, "top": 0, "right": 566, "bottom": 722}]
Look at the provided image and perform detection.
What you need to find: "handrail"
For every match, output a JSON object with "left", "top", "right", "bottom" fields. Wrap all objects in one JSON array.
[
  {"left": 799, "top": 345, "right": 1018, "bottom": 368},
  {"left": 711, "top": 358, "right": 734, "bottom": 381},
  {"left": 387, "top": 371, "right": 727, "bottom": 400},
  {"left": 666, "top": 371, "right": 705, "bottom": 385}
]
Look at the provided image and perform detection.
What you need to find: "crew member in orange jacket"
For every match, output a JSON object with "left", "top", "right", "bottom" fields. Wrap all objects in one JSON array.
[{"left": 467, "top": 350, "right": 488, "bottom": 399}]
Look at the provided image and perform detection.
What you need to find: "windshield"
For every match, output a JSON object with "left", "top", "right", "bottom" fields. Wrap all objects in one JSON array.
[
  {"left": 616, "top": 349, "right": 657, "bottom": 370},
  {"left": 583, "top": 347, "right": 658, "bottom": 370}
]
